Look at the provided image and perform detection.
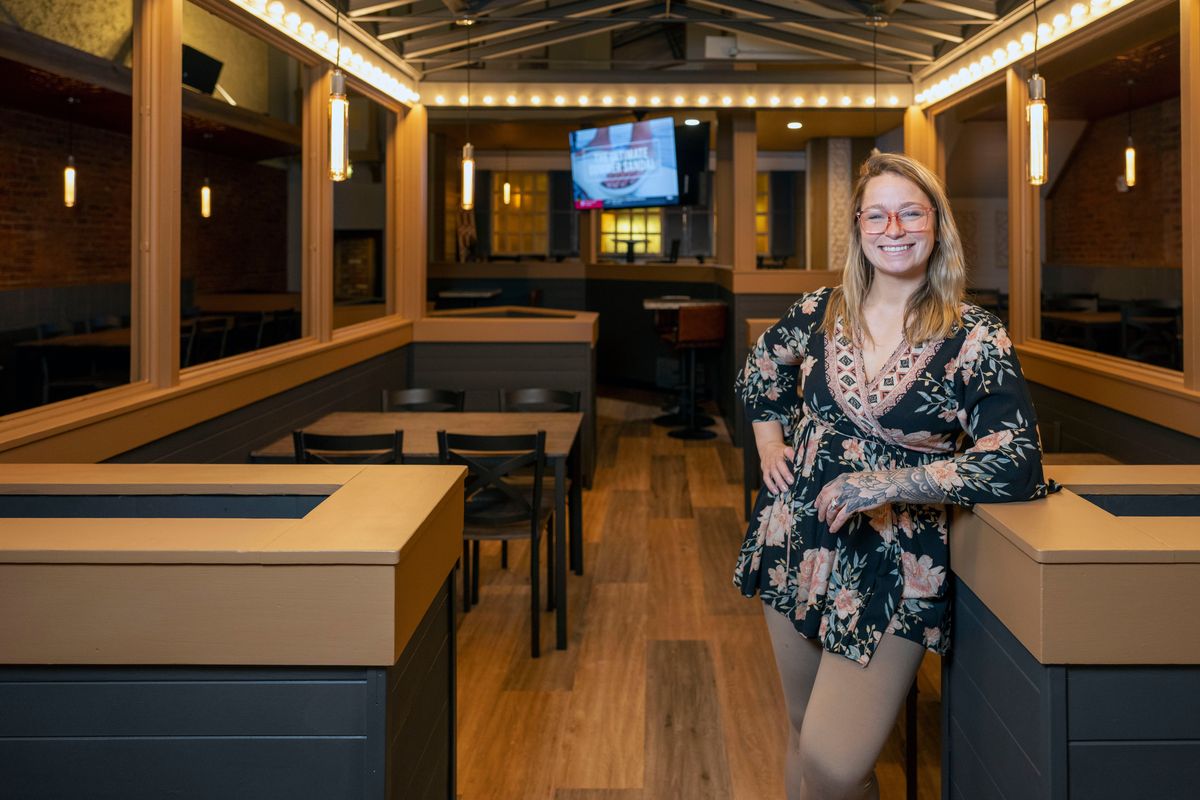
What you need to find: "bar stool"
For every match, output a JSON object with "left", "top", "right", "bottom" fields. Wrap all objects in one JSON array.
[
  {"left": 652, "top": 298, "right": 714, "bottom": 429},
  {"left": 665, "top": 303, "right": 726, "bottom": 440}
]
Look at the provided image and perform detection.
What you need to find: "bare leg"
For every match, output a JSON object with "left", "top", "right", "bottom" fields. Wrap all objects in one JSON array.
[
  {"left": 797, "top": 632, "right": 925, "bottom": 800},
  {"left": 762, "top": 604, "right": 823, "bottom": 800}
]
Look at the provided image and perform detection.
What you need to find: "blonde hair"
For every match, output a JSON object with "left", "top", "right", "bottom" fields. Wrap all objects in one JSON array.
[{"left": 822, "top": 152, "right": 965, "bottom": 346}]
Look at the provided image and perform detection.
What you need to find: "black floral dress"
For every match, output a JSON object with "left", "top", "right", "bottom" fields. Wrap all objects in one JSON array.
[{"left": 735, "top": 286, "right": 1049, "bottom": 666}]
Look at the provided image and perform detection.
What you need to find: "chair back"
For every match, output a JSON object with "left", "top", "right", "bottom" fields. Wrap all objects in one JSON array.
[
  {"left": 382, "top": 387, "right": 466, "bottom": 412},
  {"left": 676, "top": 303, "right": 727, "bottom": 346},
  {"left": 501, "top": 388, "right": 581, "bottom": 413},
  {"left": 292, "top": 430, "right": 404, "bottom": 464},
  {"left": 437, "top": 431, "right": 546, "bottom": 530}
]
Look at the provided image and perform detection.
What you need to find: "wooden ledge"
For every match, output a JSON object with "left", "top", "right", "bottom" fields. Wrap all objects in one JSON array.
[{"left": 415, "top": 306, "right": 598, "bottom": 345}]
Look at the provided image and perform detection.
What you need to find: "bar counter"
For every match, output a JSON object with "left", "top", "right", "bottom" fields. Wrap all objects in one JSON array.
[
  {"left": 0, "top": 464, "right": 465, "bottom": 799},
  {"left": 947, "top": 465, "right": 1200, "bottom": 800}
]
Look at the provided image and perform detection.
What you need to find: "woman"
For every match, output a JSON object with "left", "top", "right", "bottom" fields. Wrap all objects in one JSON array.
[{"left": 735, "top": 152, "right": 1051, "bottom": 800}]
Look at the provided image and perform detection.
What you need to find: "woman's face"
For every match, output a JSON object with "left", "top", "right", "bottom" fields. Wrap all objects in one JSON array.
[{"left": 857, "top": 173, "right": 938, "bottom": 280}]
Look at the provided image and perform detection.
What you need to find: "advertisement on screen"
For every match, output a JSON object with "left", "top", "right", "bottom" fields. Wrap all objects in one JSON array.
[{"left": 569, "top": 118, "right": 679, "bottom": 210}]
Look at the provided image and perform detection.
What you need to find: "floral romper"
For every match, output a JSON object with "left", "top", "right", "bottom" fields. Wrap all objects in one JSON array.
[{"left": 735, "top": 286, "right": 1049, "bottom": 666}]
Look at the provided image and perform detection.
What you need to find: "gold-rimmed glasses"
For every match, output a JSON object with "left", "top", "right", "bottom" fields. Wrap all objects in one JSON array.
[{"left": 856, "top": 206, "right": 936, "bottom": 235}]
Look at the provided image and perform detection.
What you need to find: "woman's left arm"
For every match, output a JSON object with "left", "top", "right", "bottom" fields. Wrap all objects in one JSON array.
[{"left": 818, "top": 318, "right": 1048, "bottom": 533}]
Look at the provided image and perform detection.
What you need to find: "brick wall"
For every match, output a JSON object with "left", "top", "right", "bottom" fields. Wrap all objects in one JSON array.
[
  {"left": 0, "top": 105, "right": 287, "bottom": 295},
  {"left": 0, "top": 106, "right": 132, "bottom": 290},
  {"left": 1046, "top": 98, "right": 1182, "bottom": 268}
]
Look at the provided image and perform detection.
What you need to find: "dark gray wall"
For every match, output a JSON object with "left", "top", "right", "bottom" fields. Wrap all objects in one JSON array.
[
  {"left": 0, "top": 578, "right": 455, "bottom": 800},
  {"left": 1028, "top": 381, "right": 1200, "bottom": 463},
  {"left": 111, "top": 349, "right": 408, "bottom": 464}
]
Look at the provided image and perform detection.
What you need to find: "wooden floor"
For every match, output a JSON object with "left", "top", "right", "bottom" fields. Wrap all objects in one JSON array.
[{"left": 455, "top": 390, "right": 944, "bottom": 800}]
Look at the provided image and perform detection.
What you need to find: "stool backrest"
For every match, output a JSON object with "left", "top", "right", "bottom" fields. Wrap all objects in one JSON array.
[
  {"left": 381, "top": 387, "right": 466, "bottom": 412},
  {"left": 676, "top": 304, "right": 726, "bottom": 344}
]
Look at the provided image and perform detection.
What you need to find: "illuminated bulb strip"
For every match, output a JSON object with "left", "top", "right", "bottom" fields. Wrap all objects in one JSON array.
[
  {"left": 228, "top": 0, "right": 418, "bottom": 105},
  {"left": 915, "top": 0, "right": 1130, "bottom": 106},
  {"left": 1125, "top": 139, "right": 1136, "bottom": 187},
  {"left": 423, "top": 86, "right": 911, "bottom": 108}
]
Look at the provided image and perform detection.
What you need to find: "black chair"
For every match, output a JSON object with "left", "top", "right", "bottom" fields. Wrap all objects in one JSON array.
[
  {"left": 189, "top": 317, "right": 232, "bottom": 366},
  {"left": 437, "top": 431, "right": 554, "bottom": 658},
  {"left": 500, "top": 388, "right": 581, "bottom": 413},
  {"left": 292, "top": 430, "right": 405, "bottom": 464},
  {"left": 381, "top": 387, "right": 466, "bottom": 412},
  {"left": 648, "top": 238, "right": 681, "bottom": 264},
  {"left": 87, "top": 314, "right": 123, "bottom": 333},
  {"left": 1120, "top": 302, "right": 1181, "bottom": 369},
  {"left": 180, "top": 320, "right": 197, "bottom": 368}
]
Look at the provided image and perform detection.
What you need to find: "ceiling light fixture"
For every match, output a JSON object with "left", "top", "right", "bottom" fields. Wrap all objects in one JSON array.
[
  {"left": 1124, "top": 78, "right": 1136, "bottom": 188},
  {"left": 684, "top": 118, "right": 700, "bottom": 126},
  {"left": 63, "top": 96, "right": 78, "bottom": 208},
  {"left": 328, "top": 6, "right": 349, "bottom": 182},
  {"left": 1027, "top": 0, "right": 1048, "bottom": 186},
  {"left": 787, "top": 121, "right": 802, "bottom": 130},
  {"left": 461, "top": 24, "right": 475, "bottom": 210}
]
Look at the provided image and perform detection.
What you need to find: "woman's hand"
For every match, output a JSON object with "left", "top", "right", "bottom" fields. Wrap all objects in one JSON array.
[
  {"left": 759, "top": 441, "right": 796, "bottom": 495},
  {"left": 816, "top": 472, "right": 891, "bottom": 533}
]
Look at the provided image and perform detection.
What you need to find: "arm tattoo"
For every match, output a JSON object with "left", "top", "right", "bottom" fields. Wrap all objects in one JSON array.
[{"left": 840, "top": 466, "right": 947, "bottom": 511}]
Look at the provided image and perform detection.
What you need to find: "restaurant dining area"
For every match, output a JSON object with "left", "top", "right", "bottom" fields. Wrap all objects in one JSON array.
[{"left": 2, "top": 0, "right": 1200, "bottom": 798}]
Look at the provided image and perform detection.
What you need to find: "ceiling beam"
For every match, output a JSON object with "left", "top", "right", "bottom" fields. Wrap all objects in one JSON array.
[
  {"left": 420, "top": 19, "right": 640, "bottom": 73},
  {"left": 911, "top": 0, "right": 996, "bottom": 22},
  {"left": 685, "top": 0, "right": 935, "bottom": 60},
  {"left": 347, "top": 0, "right": 423, "bottom": 16}
]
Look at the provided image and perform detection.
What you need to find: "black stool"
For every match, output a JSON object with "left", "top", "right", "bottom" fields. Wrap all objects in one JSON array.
[{"left": 665, "top": 303, "right": 726, "bottom": 440}]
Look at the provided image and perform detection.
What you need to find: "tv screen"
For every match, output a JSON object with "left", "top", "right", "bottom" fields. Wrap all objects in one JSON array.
[{"left": 569, "top": 118, "right": 679, "bottom": 210}]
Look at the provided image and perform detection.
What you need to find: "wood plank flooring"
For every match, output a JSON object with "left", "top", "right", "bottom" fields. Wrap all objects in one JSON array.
[{"left": 456, "top": 390, "right": 944, "bottom": 800}]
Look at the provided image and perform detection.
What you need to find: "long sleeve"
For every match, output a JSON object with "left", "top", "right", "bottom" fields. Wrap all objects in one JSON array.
[
  {"left": 925, "top": 315, "right": 1047, "bottom": 506},
  {"left": 736, "top": 288, "right": 828, "bottom": 427}
]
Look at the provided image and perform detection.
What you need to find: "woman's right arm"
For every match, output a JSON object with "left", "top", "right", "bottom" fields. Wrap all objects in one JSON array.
[{"left": 736, "top": 288, "right": 826, "bottom": 495}]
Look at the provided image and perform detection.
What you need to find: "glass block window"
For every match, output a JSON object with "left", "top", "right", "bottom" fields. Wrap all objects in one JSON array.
[
  {"left": 599, "top": 208, "right": 663, "bottom": 256},
  {"left": 491, "top": 171, "right": 548, "bottom": 255},
  {"left": 756, "top": 172, "right": 770, "bottom": 255}
]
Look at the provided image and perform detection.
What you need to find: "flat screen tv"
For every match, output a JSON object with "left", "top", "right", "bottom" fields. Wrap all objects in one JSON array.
[{"left": 569, "top": 117, "right": 679, "bottom": 210}]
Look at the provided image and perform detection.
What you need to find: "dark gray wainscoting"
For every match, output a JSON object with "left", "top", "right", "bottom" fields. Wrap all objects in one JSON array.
[
  {"left": 110, "top": 348, "right": 409, "bottom": 464},
  {"left": 1027, "top": 381, "right": 1200, "bottom": 463},
  {"left": 0, "top": 577, "right": 455, "bottom": 800},
  {"left": 945, "top": 578, "right": 1200, "bottom": 800},
  {"left": 409, "top": 341, "right": 597, "bottom": 484},
  {"left": 427, "top": 277, "right": 586, "bottom": 311}
]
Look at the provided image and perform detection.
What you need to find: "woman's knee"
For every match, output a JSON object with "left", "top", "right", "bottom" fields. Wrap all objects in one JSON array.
[{"left": 798, "top": 741, "right": 875, "bottom": 800}]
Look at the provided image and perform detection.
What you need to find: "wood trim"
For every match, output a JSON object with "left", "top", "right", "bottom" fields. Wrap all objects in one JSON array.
[
  {"left": 396, "top": 104, "right": 428, "bottom": 320},
  {"left": 731, "top": 269, "right": 840, "bottom": 295},
  {"left": 1006, "top": 67, "right": 1039, "bottom": 345},
  {"left": 1182, "top": 0, "right": 1200, "bottom": 389},
  {"left": 305, "top": 65, "right": 333, "bottom": 342},
  {"left": 1017, "top": 340, "right": 1200, "bottom": 438},
  {"left": 716, "top": 110, "right": 757, "bottom": 272},
  {"left": 0, "top": 321, "right": 413, "bottom": 462},
  {"left": 902, "top": 105, "right": 936, "bottom": 171},
  {"left": 584, "top": 263, "right": 730, "bottom": 283},
  {"left": 133, "top": 0, "right": 182, "bottom": 388}
]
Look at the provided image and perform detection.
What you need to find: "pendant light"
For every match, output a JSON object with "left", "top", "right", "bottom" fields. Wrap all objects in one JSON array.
[
  {"left": 200, "top": 133, "right": 213, "bottom": 218},
  {"left": 1027, "top": 0, "right": 1048, "bottom": 186},
  {"left": 461, "top": 21, "right": 475, "bottom": 211},
  {"left": 1124, "top": 79, "right": 1136, "bottom": 188},
  {"left": 502, "top": 148, "right": 511, "bottom": 205},
  {"left": 329, "top": 4, "right": 350, "bottom": 182},
  {"left": 869, "top": 11, "right": 882, "bottom": 156},
  {"left": 64, "top": 97, "right": 78, "bottom": 208}
]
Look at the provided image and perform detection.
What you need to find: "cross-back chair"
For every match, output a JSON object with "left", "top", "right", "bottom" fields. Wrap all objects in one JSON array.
[{"left": 292, "top": 430, "right": 405, "bottom": 465}]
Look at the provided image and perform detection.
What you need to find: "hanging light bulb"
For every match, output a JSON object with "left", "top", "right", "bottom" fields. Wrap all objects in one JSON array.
[
  {"left": 1026, "top": 0, "right": 1048, "bottom": 186},
  {"left": 1124, "top": 79, "right": 1136, "bottom": 188},
  {"left": 64, "top": 96, "right": 78, "bottom": 208},
  {"left": 64, "top": 156, "right": 76, "bottom": 209},
  {"left": 502, "top": 148, "right": 511, "bottom": 205},
  {"left": 201, "top": 178, "right": 212, "bottom": 218},
  {"left": 461, "top": 143, "right": 475, "bottom": 210},
  {"left": 329, "top": 8, "right": 350, "bottom": 181},
  {"left": 461, "top": 22, "right": 474, "bottom": 210}
]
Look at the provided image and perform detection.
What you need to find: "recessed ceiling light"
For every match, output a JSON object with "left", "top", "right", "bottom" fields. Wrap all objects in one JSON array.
[
  {"left": 684, "top": 118, "right": 701, "bottom": 126},
  {"left": 787, "top": 121, "right": 803, "bottom": 129}
]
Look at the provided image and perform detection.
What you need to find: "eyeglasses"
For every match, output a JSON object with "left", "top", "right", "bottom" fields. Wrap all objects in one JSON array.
[{"left": 856, "top": 206, "right": 936, "bottom": 235}]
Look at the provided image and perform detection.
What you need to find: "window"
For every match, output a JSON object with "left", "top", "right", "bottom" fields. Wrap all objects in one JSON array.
[
  {"left": 180, "top": 0, "right": 305, "bottom": 365},
  {"left": 600, "top": 208, "right": 663, "bottom": 257},
  {"left": 756, "top": 172, "right": 770, "bottom": 255},
  {"left": 0, "top": 0, "right": 134, "bottom": 413},
  {"left": 491, "top": 172, "right": 548, "bottom": 255},
  {"left": 333, "top": 86, "right": 395, "bottom": 329}
]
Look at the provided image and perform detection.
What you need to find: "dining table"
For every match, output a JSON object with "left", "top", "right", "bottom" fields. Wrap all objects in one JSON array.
[{"left": 249, "top": 410, "right": 584, "bottom": 651}]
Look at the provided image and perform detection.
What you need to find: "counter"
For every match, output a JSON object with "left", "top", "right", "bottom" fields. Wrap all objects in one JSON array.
[
  {"left": 0, "top": 464, "right": 465, "bottom": 799},
  {"left": 946, "top": 465, "right": 1200, "bottom": 800}
]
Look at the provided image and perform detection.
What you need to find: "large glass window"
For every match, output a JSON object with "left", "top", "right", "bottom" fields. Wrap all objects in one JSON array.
[
  {"left": 600, "top": 208, "right": 663, "bottom": 258},
  {"left": 939, "top": 82, "right": 1009, "bottom": 322},
  {"left": 490, "top": 171, "right": 549, "bottom": 256},
  {"left": 333, "top": 86, "right": 394, "bottom": 329},
  {"left": 1037, "top": 13, "right": 1182, "bottom": 371},
  {"left": 0, "top": 0, "right": 134, "bottom": 413},
  {"left": 180, "top": 0, "right": 304, "bottom": 365}
]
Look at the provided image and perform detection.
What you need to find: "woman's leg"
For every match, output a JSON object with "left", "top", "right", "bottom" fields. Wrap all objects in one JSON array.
[
  {"left": 762, "top": 604, "right": 824, "bottom": 800},
  {"left": 797, "top": 633, "right": 925, "bottom": 800}
]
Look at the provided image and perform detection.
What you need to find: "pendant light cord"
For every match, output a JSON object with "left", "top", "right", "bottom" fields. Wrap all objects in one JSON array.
[
  {"left": 1031, "top": 0, "right": 1039, "bottom": 73},
  {"left": 465, "top": 27, "right": 471, "bottom": 144},
  {"left": 872, "top": 21, "right": 878, "bottom": 142},
  {"left": 335, "top": 2, "right": 341, "bottom": 70}
]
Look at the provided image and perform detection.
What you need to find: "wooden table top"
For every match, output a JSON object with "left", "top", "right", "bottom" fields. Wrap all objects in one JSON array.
[
  {"left": 1039, "top": 310, "right": 1121, "bottom": 324},
  {"left": 18, "top": 317, "right": 231, "bottom": 349},
  {"left": 253, "top": 411, "right": 585, "bottom": 461},
  {"left": 643, "top": 297, "right": 728, "bottom": 310}
]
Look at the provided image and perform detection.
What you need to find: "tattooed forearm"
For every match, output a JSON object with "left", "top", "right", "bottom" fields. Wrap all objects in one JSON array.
[{"left": 844, "top": 467, "right": 947, "bottom": 507}]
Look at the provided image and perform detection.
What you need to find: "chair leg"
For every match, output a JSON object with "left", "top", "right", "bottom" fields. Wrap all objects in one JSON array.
[
  {"left": 461, "top": 543, "right": 471, "bottom": 613},
  {"left": 546, "top": 519, "right": 556, "bottom": 612},
  {"left": 472, "top": 540, "right": 481, "bottom": 604},
  {"left": 530, "top": 533, "right": 540, "bottom": 658},
  {"left": 670, "top": 348, "right": 717, "bottom": 441},
  {"left": 501, "top": 541, "right": 508, "bottom": 569}
]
